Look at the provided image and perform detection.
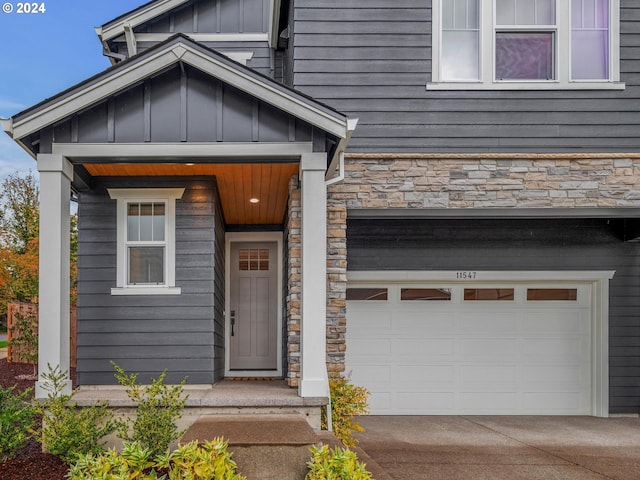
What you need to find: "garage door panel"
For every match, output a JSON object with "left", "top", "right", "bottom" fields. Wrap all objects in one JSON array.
[
  {"left": 349, "top": 339, "right": 391, "bottom": 357},
  {"left": 521, "top": 365, "right": 589, "bottom": 389},
  {"left": 457, "top": 339, "right": 519, "bottom": 359},
  {"left": 391, "top": 338, "right": 454, "bottom": 357},
  {"left": 346, "top": 309, "right": 392, "bottom": 335},
  {"left": 368, "top": 393, "right": 391, "bottom": 413},
  {"left": 393, "top": 393, "right": 455, "bottom": 413},
  {"left": 521, "top": 311, "right": 588, "bottom": 334},
  {"left": 523, "top": 393, "right": 586, "bottom": 413},
  {"left": 459, "top": 365, "right": 518, "bottom": 390},
  {"left": 392, "top": 365, "right": 455, "bottom": 387},
  {"left": 458, "top": 393, "right": 519, "bottom": 412},
  {"left": 349, "top": 365, "right": 391, "bottom": 386},
  {"left": 394, "top": 313, "right": 454, "bottom": 334},
  {"left": 457, "top": 313, "right": 519, "bottom": 334},
  {"left": 521, "top": 338, "right": 586, "bottom": 362}
]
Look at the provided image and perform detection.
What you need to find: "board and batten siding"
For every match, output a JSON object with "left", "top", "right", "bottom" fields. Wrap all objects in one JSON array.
[
  {"left": 290, "top": 0, "right": 640, "bottom": 153},
  {"left": 346, "top": 218, "right": 640, "bottom": 414},
  {"left": 76, "top": 179, "right": 221, "bottom": 385}
]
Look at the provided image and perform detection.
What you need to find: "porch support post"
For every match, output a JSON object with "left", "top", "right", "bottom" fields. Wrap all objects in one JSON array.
[
  {"left": 35, "top": 154, "right": 73, "bottom": 398},
  {"left": 299, "top": 152, "right": 329, "bottom": 397}
]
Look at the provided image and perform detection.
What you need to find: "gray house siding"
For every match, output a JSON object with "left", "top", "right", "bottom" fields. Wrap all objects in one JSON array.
[
  {"left": 48, "top": 64, "right": 314, "bottom": 146},
  {"left": 290, "top": 0, "right": 640, "bottom": 153},
  {"left": 212, "top": 181, "right": 226, "bottom": 382},
  {"left": 109, "top": 0, "right": 274, "bottom": 76},
  {"left": 77, "top": 178, "right": 220, "bottom": 385},
  {"left": 346, "top": 218, "right": 640, "bottom": 414}
]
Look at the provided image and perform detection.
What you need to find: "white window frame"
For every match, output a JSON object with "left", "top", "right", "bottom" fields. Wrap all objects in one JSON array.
[
  {"left": 108, "top": 188, "right": 184, "bottom": 295},
  {"left": 429, "top": 0, "right": 624, "bottom": 90}
]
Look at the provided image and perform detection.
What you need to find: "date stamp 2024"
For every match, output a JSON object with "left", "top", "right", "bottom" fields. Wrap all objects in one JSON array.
[{"left": 2, "top": 2, "right": 46, "bottom": 14}]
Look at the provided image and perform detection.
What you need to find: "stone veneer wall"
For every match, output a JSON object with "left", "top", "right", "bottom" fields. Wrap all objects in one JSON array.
[
  {"left": 285, "top": 175, "right": 301, "bottom": 387},
  {"left": 333, "top": 154, "right": 640, "bottom": 209}
]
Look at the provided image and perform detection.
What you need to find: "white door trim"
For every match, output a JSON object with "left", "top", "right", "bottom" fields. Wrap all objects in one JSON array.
[
  {"left": 347, "top": 270, "right": 615, "bottom": 417},
  {"left": 225, "top": 232, "right": 283, "bottom": 377}
]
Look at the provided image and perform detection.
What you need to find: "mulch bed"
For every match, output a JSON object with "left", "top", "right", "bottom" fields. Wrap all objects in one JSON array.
[{"left": 0, "top": 358, "right": 74, "bottom": 480}]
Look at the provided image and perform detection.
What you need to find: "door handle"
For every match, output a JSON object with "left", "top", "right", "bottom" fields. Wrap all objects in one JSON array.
[{"left": 230, "top": 310, "right": 235, "bottom": 336}]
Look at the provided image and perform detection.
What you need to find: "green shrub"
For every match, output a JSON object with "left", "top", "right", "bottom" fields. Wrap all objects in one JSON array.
[
  {"left": 306, "top": 444, "right": 374, "bottom": 480},
  {"left": 113, "top": 362, "right": 188, "bottom": 458},
  {"left": 156, "top": 439, "right": 247, "bottom": 480},
  {"left": 321, "top": 375, "right": 370, "bottom": 448},
  {"left": 36, "top": 364, "right": 117, "bottom": 464},
  {"left": 0, "top": 385, "right": 36, "bottom": 461},
  {"left": 68, "top": 442, "right": 160, "bottom": 480},
  {"left": 69, "top": 440, "right": 247, "bottom": 480}
]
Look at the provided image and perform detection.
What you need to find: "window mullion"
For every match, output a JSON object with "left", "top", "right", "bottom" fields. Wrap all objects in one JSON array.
[
  {"left": 484, "top": 0, "right": 494, "bottom": 83},
  {"left": 558, "top": 0, "right": 570, "bottom": 83}
]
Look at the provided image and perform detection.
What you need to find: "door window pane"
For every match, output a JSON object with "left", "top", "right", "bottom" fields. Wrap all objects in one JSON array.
[
  {"left": 239, "top": 249, "right": 269, "bottom": 271},
  {"left": 346, "top": 288, "right": 388, "bottom": 301},
  {"left": 442, "top": 0, "right": 479, "bottom": 81},
  {"left": 496, "top": 32, "right": 554, "bottom": 79},
  {"left": 527, "top": 288, "right": 578, "bottom": 300},
  {"left": 464, "top": 288, "right": 514, "bottom": 301},
  {"left": 128, "top": 246, "right": 164, "bottom": 284},
  {"left": 572, "top": 0, "right": 609, "bottom": 79}
]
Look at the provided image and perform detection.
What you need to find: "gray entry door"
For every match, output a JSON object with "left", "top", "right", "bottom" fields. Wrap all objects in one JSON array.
[{"left": 229, "top": 242, "right": 278, "bottom": 370}]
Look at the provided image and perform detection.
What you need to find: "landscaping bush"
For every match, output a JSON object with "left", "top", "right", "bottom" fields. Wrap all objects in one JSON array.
[
  {"left": 321, "top": 375, "right": 370, "bottom": 448},
  {"left": 36, "top": 365, "right": 117, "bottom": 464},
  {"left": 113, "top": 362, "right": 188, "bottom": 457},
  {"left": 0, "top": 384, "right": 36, "bottom": 461},
  {"left": 69, "top": 439, "right": 247, "bottom": 480},
  {"left": 306, "top": 444, "right": 374, "bottom": 480},
  {"left": 157, "top": 439, "right": 247, "bottom": 480}
]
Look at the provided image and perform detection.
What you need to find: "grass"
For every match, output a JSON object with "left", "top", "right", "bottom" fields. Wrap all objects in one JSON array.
[{"left": 0, "top": 341, "right": 7, "bottom": 348}]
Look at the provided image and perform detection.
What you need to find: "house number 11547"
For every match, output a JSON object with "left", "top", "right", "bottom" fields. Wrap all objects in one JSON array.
[{"left": 456, "top": 271, "right": 477, "bottom": 279}]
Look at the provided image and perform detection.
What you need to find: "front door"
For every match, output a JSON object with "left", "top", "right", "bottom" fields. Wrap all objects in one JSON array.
[{"left": 229, "top": 241, "right": 278, "bottom": 371}]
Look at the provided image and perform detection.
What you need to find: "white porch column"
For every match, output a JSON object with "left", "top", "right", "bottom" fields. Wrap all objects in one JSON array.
[
  {"left": 36, "top": 154, "right": 73, "bottom": 398},
  {"left": 299, "top": 152, "right": 329, "bottom": 398}
]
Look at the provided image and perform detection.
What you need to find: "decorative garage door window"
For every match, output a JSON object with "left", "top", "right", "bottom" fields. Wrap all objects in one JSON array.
[
  {"left": 527, "top": 288, "right": 578, "bottom": 301},
  {"left": 464, "top": 288, "right": 514, "bottom": 301},
  {"left": 346, "top": 288, "right": 388, "bottom": 301},
  {"left": 239, "top": 248, "right": 269, "bottom": 271},
  {"left": 401, "top": 288, "right": 451, "bottom": 301}
]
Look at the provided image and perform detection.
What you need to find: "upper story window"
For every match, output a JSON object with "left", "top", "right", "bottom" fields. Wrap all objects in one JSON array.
[
  {"left": 430, "top": 0, "right": 623, "bottom": 90},
  {"left": 108, "top": 188, "right": 184, "bottom": 295}
]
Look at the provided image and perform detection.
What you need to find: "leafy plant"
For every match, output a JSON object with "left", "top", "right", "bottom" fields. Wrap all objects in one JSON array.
[
  {"left": 68, "top": 442, "right": 162, "bottom": 480},
  {"left": 306, "top": 444, "right": 374, "bottom": 480},
  {"left": 321, "top": 375, "right": 370, "bottom": 448},
  {"left": 156, "top": 439, "right": 247, "bottom": 480},
  {"left": 8, "top": 310, "right": 38, "bottom": 375},
  {"left": 36, "top": 364, "right": 117, "bottom": 464},
  {"left": 0, "top": 385, "right": 36, "bottom": 461},
  {"left": 113, "top": 362, "right": 189, "bottom": 457}
]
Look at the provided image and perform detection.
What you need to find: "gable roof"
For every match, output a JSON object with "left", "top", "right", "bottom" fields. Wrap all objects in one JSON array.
[
  {"left": 97, "top": 0, "right": 282, "bottom": 50},
  {"left": 4, "top": 34, "right": 352, "bottom": 149}
]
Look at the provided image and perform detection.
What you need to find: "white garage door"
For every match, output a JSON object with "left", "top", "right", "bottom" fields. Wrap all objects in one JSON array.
[{"left": 346, "top": 280, "right": 593, "bottom": 415}]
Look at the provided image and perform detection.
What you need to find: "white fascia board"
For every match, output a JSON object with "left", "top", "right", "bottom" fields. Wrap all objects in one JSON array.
[
  {"left": 1, "top": 117, "right": 12, "bottom": 136},
  {"left": 327, "top": 116, "right": 358, "bottom": 180},
  {"left": 13, "top": 42, "right": 348, "bottom": 142},
  {"left": 100, "top": 0, "right": 191, "bottom": 42},
  {"left": 269, "top": 0, "right": 282, "bottom": 48},
  {"left": 347, "top": 270, "right": 616, "bottom": 284},
  {"left": 52, "top": 142, "right": 313, "bottom": 159}
]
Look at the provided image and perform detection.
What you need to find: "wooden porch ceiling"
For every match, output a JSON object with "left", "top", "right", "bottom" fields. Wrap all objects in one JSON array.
[{"left": 84, "top": 163, "right": 299, "bottom": 225}]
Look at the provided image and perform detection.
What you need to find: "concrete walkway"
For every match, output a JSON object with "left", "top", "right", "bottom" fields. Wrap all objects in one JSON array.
[{"left": 356, "top": 416, "right": 640, "bottom": 480}]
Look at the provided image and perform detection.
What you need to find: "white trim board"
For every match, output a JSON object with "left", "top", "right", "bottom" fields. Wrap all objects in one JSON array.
[
  {"left": 347, "top": 270, "right": 613, "bottom": 417},
  {"left": 224, "top": 232, "right": 283, "bottom": 378}
]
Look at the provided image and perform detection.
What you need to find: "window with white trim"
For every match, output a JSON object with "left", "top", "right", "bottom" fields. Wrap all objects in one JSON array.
[
  {"left": 108, "top": 188, "right": 184, "bottom": 295},
  {"left": 430, "top": 0, "right": 623, "bottom": 90}
]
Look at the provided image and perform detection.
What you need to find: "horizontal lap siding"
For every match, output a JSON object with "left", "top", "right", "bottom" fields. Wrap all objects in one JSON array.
[
  {"left": 347, "top": 218, "right": 640, "bottom": 413},
  {"left": 77, "top": 180, "right": 218, "bottom": 385},
  {"left": 292, "top": 0, "right": 640, "bottom": 153}
]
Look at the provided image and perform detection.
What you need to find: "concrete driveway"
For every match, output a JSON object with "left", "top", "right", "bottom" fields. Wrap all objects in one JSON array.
[{"left": 356, "top": 416, "right": 640, "bottom": 480}]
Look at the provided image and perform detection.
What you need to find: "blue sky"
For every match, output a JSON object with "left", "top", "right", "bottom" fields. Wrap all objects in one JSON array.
[{"left": 0, "top": 0, "right": 143, "bottom": 177}]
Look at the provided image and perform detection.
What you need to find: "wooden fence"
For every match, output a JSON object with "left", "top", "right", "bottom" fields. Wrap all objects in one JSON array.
[{"left": 7, "top": 301, "right": 77, "bottom": 368}]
